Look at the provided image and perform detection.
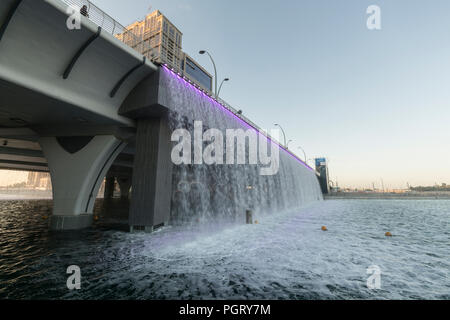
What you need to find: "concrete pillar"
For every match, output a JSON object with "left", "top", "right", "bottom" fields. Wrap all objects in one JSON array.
[
  {"left": 39, "top": 135, "right": 126, "bottom": 230},
  {"left": 246, "top": 210, "right": 253, "bottom": 224},
  {"left": 117, "top": 176, "right": 132, "bottom": 200},
  {"left": 129, "top": 117, "right": 173, "bottom": 232},
  {"left": 104, "top": 176, "right": 115, "bottom": 199}
]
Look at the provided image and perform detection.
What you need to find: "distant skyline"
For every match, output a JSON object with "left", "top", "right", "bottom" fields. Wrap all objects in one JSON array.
[
  {"left": 0, "top": 171, "right": 27, "bottom": 187},
  {"left": 1, "top": 0, "right": 449, "bottom": 189}
]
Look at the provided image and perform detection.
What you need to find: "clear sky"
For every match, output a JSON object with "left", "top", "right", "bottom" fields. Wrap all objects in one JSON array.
[
  {"left": 4, "top": 0, "right": 449, "bottom": 189},
  {"left": 89, "top": 0, "right": 450, "bottom": 189}
]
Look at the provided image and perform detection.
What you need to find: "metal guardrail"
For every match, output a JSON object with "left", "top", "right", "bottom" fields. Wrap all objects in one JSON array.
[
  {"left": 217, "top": 97, "right": 308, "bottom": 167},
  {"left": 58, "top": 0, "right": 308, "bottom": 166},
  {"left": 61, "top": 0, "right": 157, "bottom": 59},
  {"left": 217, "top": 98, "right": 286, "bottom": 150}
]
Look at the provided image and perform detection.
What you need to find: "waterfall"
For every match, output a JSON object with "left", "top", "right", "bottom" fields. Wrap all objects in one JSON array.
[{"left": 159, "top": 67, "right": 323, "bottom": 225}]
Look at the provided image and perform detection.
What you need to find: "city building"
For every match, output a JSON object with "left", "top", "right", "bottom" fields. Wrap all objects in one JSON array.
[
  {"left": 27, "top": 172, "right": 52, "bottom": 190},
  {"left": 118, "top": 10, "right": 183, "bottom": 70},
  {"left": 118, "top": 10, "right": 213, "bottom": 92},
  {"left": 315, "top": 158, "right": 330, "bottom": 194},
  {"left": 182, "top": 53, "right": 213, "bottom": 92}
]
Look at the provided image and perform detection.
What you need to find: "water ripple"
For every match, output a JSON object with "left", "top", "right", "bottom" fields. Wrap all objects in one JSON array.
[{"left": 0, "top": 199, "right": 449, "bottom": 299}]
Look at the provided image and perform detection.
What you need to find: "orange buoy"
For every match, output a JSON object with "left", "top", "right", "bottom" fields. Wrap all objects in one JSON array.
[
  {"left": 254, "top": 220, "right": 258, "bottom": 224},
  {"left": 385, "top": 232, "right": 392, "bottom": 237},
  {"left": 321, "top": 226, "right": 328, "bottom": 231}
]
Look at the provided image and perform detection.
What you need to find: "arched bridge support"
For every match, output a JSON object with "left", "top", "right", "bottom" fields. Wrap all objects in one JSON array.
[
  {"left": 39, "top": 135, "right": 126, "bottom": 230},
  {"left": 117, "top": 176, "right": 132, "bottom": 200}
]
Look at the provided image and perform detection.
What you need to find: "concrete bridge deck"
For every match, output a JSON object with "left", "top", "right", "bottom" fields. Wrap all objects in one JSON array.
[{"left": 0, "top": 0, "right": 323, "bottom": 231}]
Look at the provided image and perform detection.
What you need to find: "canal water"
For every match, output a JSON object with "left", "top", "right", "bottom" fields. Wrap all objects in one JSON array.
[{"left": 0, "top": 199, "right": 448, "bottom": 299}]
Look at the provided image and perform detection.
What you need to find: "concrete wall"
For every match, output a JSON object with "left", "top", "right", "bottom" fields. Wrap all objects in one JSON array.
[{"left": 121, "top": 67, "right": 323, "bottom": 225}]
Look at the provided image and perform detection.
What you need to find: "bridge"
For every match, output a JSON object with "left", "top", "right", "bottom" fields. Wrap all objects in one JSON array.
[{"left": 0, "top": 0, "right": 323, "bottom": 231}]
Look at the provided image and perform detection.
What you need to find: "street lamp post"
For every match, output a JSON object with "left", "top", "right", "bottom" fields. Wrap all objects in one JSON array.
[
  {"left": 199, "top": 50, "right": 218, "bottom": 98},
  {"left": 287, "top": 140, "right": 293, "bottom": 149},
  {"left": 274, "top": 124, "right": 287, "bottom": 147},
  {"left": 297, "top": 146, "right": 307, "bottom": 162},
  {"left": 218, "top": 78, "right": 230, "bottom": 97}
]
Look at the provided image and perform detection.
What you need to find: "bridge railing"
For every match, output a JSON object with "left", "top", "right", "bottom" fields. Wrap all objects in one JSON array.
[
  {"left": 216, "top": 97, "right": 282, "bottom": 147},
  {"left": 59, "top": 0, "right": 307, "bottom": 166},
  {"left": 60, "top": 0, "right": 158, "bottom": 59},
  {"left": 216, "top": 96, "right": 307, "bottom": 167}
]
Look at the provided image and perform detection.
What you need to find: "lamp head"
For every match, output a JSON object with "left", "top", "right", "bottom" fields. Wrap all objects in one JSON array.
[
  {"left": 224, "top": 78, "right": 230, "bottom": 81},
  {"left": 199, "top": 50, "right": 206, "bottom": 54}
]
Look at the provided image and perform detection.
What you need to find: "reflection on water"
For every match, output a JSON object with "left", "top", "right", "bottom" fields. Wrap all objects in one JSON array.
[{"left": 0, "top": 199, "right": 449, "bottom": 300}]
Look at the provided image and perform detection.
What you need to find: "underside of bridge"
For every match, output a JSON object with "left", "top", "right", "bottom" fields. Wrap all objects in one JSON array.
[
  {"left": 0, "top": 0, "right": 174, "bottom": 231},
  {"left": 0, "top": 0, "right": 323, "bottom": 232}
]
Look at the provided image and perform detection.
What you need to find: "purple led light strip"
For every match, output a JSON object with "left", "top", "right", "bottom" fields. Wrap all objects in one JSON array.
[{"left": 161, "top": 64, "right": 313, "bottom": 171}]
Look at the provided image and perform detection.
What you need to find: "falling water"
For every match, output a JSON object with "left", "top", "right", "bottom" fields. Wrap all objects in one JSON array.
[{"left": 159, "top": 67, "right": 323, "bottom": 225}]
